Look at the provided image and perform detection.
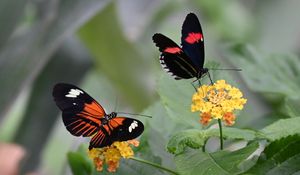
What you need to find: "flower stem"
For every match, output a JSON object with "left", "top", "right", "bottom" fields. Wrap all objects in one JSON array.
[
  {"left": 130, "top": 157, "right": 180, "bottom": 175},
  {"left": 218, "top": 119, "right": 223, "bottom": 150}
]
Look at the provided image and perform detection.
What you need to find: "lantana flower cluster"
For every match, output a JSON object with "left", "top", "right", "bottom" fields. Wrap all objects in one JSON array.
[
  {"left": 88, "top": 140, "right": 139, "bottom": 172},
  {"left": 191, "top": 80, "right": 247, "bottom": 126}
]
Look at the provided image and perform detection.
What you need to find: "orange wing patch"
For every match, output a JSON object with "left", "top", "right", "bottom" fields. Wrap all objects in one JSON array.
[
  {"left": 109, "top": 117, "right": 125, "bottom": 128},
  {"left": 83, "top": 101, "right": 105, "bottom": 117},
  {"left": 100, "top": 118, "right": 125, "bottom": 135},
  {"left": 64, "top": 101, "right": 106, "bottom": 137}
]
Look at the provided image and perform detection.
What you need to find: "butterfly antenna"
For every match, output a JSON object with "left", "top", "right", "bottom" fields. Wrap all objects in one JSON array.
[
  {"left": 209, "top": 68, "right": 242, "bottom": 71},
  {"left": 116, "top": 112, "right": 152, "bottom": 118},
  {"left": 113, "top": 96, "right": 119, "bottom": 112}
]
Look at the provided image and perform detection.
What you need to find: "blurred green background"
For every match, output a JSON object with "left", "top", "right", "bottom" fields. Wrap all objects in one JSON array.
[{"left": 0, "top": 0, "right": 300, "bottom": 174}]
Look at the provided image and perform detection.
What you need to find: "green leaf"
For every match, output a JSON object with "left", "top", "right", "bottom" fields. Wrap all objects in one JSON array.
[
  {"left": 168, "top": 128, "right": 257, "bottom": 154},
  {"left": 229, "top": 46, "right": 300, "bottom": 99},
  {"left": 144, "top": 102, "right": 184, "bottom": 168},
  {"left": 245, "top": 135, "right": 300, "bottom": 175},
  {"left": 175, "top": 142, "right": 259, "bottom": 175},
  {"left": 117, "top": 156, "right": 166, "bottom": 175},
  {"left": 158, "top": 73, "right": 200, "bottom": 128},
  {"left": 167, "top": 129, "right": 205, "bottom": 155},
  {"left": 78, "top": 2, "right": 153, "bottom": 110},
  {"left": 67, "top": 152, "right": 93, "bottom": 175},
  {"left": 260, "top": 117, "right": 300, "bottom": 141},
  {"left": 283, "top": 97, "right": 300, "bottom": 117}
]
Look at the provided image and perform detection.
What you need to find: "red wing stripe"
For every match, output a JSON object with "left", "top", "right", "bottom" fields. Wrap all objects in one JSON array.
[
  {"left": 164, "top": 47, "right": 181, "bottom": 54},
  {"left": 75, "top": 123, "right": 91, "bottom": 135},
  {"left": 102, "top": 125, "right": 111, "bottom": 135},
  {"left": 82, "top": 126, "right": 96, "bottom": 136},
  {"left": 67, "top": 119, "right": 81, "bottom": 127},
  {"left": 93, "top": 131, "right": 105, "bottom": 145},
  {"left": 71, "top": 121, "right": 86, "bottom": 131},
  {"left": 185, "top": 32, "right": 203, "bottom": 44},
  {"left": 99, "top": 133, "right": 105, "bottom": 144}
]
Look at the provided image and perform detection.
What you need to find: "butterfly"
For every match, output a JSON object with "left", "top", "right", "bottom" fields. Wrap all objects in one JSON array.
[
  {"left": 52, "top": 83, "right": 144, "bottom": 150},
  {"left": 152, "top": 13, "right": 212, "bottom": 83}
]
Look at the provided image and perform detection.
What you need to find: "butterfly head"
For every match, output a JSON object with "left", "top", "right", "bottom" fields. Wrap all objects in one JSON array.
[
  {"left": 108, "top": 112, "right": 117, "bottom": 119},
  {"left": 202, "top": 68, "right": 209, "bottom": 74},
  {"left": 196, "top": 68, "right": 208, "bottom": 79}
]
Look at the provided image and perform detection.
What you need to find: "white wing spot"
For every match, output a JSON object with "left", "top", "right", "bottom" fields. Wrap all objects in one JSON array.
[
  {"left": 159, "top": 54, "right": 181, "bottom": 79},
  {"left": 65, "top": 89, "right": 83, "bottom": 98},
  {"left": 128, "top": 120, "right": 138, "bottom": 133}
]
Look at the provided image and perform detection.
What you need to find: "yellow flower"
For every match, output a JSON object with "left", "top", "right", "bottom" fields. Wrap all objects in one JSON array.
[
  {"left": 191, "top": 80, "right": 247, "bottom": 126},
  {"left": 113, "top": 141, "right": 134, "bottom": 158},
  {"left": 88, "top": 140, "right": 139, "bottom": 172}
]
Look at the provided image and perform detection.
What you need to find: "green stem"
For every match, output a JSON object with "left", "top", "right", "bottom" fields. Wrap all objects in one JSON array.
[
  {"left": 202, "top": 138, "right": 207, "bottom": 152},
  {"left": 218, "top": 119, "right": 223, "bottom": 150},
  {"left": 130, "top": 157, "right": 180, "bottom": 175}
]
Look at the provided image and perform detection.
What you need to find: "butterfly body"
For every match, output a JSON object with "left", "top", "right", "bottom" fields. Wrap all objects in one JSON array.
[
  {"left": 52, "top": 83, "right": 144, "bottom": 149},
  {"left": 153, "top": 13, "right": 209, "bottom": 81}
]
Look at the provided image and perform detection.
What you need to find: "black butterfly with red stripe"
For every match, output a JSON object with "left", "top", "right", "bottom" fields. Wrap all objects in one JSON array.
[
  {"left": 152, "top": 13, "right": 211, "bottom": 83},
  {"left": 52, "top": 83, "right": 144, "bottom": 150}
]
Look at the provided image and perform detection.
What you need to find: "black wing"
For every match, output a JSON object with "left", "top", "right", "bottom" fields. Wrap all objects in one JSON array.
[
  {"left": 89, "top": 117, "right": 144, "bottom": 149},
  {"left": 152, "top": 33, "right": 199, "bottom": 79},
  {"left": 53, "top": 83, "right": 105, "bottom": 137},
  {"left": 181, "top": 13, "right": 205, "bottom": 69}
]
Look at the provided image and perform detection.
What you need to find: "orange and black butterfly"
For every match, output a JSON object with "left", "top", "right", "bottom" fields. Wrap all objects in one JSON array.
[{"left": 52, "top": 83, "right": 144, "bottom": 150}]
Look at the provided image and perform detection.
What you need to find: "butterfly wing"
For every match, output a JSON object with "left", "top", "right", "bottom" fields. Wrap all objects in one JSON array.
[
  {"left": 89, "top": 117, "right": 144, "bottom": 149},
  {"left": 53, "top": 83, "right": 105, "bottom": 137},
  {"left": 181, "top": 13, "right": 205, "bottom": 69},
  {"left": 152, "top": 33, "right": 198, "bottom": 79}
]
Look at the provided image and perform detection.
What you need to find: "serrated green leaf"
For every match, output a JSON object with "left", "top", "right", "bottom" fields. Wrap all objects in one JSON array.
[
  {"left": 167, "top": 129, "right": 204, "bottom": 155},
  {"left": 175, "top": 142, "right": 259, "bottom": 175},
  {"left": 168, "top": 127, "right": 257, "bottom": 154},
  {"left": 260, "top": 117, "right": 300, "bottom": 141},
  {"left": 245, "top": 135, "right": 300, "bottom": 175}
]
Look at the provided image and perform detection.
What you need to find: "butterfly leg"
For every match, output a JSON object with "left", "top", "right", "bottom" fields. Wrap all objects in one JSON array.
[
  {"left": 207, "top": 71, "right": 214, "bottom": 85},
  {"left": 197, "top": 79, "right": 202, "bottom": 87},
  {"left": 190, "top": 81, "right": 197, "bottom": 92}
]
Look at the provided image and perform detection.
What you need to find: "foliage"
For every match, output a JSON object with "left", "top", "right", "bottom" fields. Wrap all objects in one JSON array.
[
  {"left": 1, "top": 0, "right": 300, "bottom": 175},
  {"left": 245, "top": 135, "right": 300, "bottom": 175},
  {"left": 175, "top": 142, "right": 259, "bottom": 175},
  {"left": 167, "top": 128, "right": 256, "bottom": 155}
]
